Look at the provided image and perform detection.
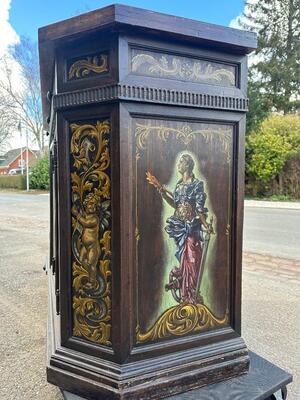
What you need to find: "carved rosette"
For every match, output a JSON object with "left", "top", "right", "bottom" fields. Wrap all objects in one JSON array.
[{"left": 70, "top": 120, "right": 112, "bottom": 345}]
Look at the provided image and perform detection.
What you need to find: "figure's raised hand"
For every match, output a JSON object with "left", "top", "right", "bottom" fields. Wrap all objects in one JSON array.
[{"left": 146, "top": 171, "right": 163, "bottom": 192}]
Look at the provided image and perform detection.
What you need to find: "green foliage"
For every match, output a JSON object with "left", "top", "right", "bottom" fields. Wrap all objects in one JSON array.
[
  {"left": 29, "top": 154, "right": 49, "bottom": 189},
  {"left": 246, "top": 132, "right": 291, "bottom": 182},
  {"left": 246, "top": 78, "right": 270, "bottom": 134},
  {"left": 246, "top": 114, "right": 300, "bottom": 183},
  {"left": 0, "top": 175, "right": 26, "bottom": 189},
  {"left": 241, "top": 0, "right": 300, "bottom": 114}
]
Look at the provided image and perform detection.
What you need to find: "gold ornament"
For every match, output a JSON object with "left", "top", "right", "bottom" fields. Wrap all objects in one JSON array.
[
  {"left": 71, "top": 120, "right": 112, "bottom": 345},
  {"left": 68, "top": 54, "right": 108, "bottom": 80},
  {"left": 137, "top": 303, "right": 228, "bottom": 343}
]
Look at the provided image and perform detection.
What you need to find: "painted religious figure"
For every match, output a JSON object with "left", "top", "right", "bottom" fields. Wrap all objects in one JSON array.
[{"left": 147, "top": 154, "right": 214, "bottom": 305}]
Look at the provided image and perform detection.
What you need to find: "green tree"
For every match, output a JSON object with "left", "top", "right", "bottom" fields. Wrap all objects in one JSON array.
[
  {"left": 241, "top": 0, "right": 300, "bottom": 115},
  {"left": 30, "top": 154, "right": 49, "bottom": 190},
  {"left": 246, "top": 77, "right": 270, "bottom": 134}
]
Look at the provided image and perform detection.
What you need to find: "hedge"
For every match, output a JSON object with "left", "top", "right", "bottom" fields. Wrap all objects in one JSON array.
[
  {"left": 0, "top": 175, "right": 26, "bottom": 189},
  {"left": 246, "top": 114, "right": 300, "bottom": 198}
]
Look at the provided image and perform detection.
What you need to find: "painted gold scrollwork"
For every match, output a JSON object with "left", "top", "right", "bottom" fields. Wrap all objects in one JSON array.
[
  {"left": 132, "top": 51, "right": 235, "bottom": 86},
  {"left": 136, "top": 303, "right": 229, "bottom": 343},
  {"left": 71, "top": 120, "right": 112, "bottom": 346},
  {"left": 135, "top": 123, "right": 232, "bottom": 153},
  {"left": 68, "top": 54, "right": 108, "bottom": 80}
]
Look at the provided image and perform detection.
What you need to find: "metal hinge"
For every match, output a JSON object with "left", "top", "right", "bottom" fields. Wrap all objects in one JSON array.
[
  {"left": 52, "top": 140, "right": 58, "bottom": 170},
  {"left": 55, "top": 289, "right": 60, "bottom": 316},
  {"left": 51, "top": 256, "right": 56, "bottom": 275}
]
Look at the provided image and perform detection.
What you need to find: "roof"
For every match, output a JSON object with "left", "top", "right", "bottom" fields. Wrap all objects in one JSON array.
[
  {"left": 0, "top": 148, "right": 36, "bottom": 168},
  {"left": 38, "top": 4, "right": 257, "bottom": 128},
  {"left": 39, "top": 4, "right": 257, "bottom": 51}
]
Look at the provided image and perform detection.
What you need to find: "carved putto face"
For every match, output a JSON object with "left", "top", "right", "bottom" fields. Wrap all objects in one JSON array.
[{"left": 84, "top": 194, "right": 98, "bottom": 214}]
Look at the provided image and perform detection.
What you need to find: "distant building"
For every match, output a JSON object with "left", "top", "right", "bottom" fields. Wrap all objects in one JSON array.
[{"left": 0, "top": 148, "right": 38, "bottom": 175}]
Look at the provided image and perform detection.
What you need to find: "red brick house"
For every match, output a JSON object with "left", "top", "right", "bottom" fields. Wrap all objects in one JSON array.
[{"left": 0, "top": 148, "right": 38, "bottom": 175}]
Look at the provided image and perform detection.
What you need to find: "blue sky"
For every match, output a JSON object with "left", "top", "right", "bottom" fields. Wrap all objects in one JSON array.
[{"left": 9, "top": 0, "right": 244, "bottom": 40}]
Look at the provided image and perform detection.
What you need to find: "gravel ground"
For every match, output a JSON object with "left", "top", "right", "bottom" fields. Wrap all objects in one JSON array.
[
  {"left": 0, "top": 193, "right": 62, "bottom": 400},
  {"left": 0, "top": 192, "right": 299, "bottom": 399}
]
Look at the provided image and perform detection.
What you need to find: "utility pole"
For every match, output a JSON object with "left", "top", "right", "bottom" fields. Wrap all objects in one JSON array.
[
  {"left": 26, "top": 129, "right": 29, "bottom": 191},
  {"left": 18, "top": 121, "right": 24, "bottom": 174}
]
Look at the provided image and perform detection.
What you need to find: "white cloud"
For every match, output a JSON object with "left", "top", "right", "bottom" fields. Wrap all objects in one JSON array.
[
  {"left": 229, "top": 16, "right": 242, "bottom": 30},
  {"left": 0, "top": 1, "right": 24, "bottom": 153},
  {"left": 229, "top": 0, "right": 258, "bottom": 31},
  {"left": 0, "top": 0, "right": 21, "bottom": 104},
  {"left": 0, "top": 0, "right": 19, "bottom": 57},
  {"left": 228, "top": 1, "right": 260, "bottom": 65}
]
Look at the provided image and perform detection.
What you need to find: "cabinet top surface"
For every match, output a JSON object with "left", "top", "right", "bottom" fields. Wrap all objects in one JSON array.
[{"left": 38, "top": 3, "right": 256, "bottom": 54}]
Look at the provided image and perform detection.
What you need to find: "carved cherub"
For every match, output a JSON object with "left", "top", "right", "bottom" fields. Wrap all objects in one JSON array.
[{"left": 72, "top": 193, "right": 100, "bottom": 286}]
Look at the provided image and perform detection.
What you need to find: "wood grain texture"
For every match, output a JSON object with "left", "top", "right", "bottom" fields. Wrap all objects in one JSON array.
[
  {"left": 38, "top": 4, "right": 256, "bottom": 51},
  {"left": 42, "top": 5, "right": 257, "bottom": 399},
  {"left": 38, "top": 4, "right": 256, "bottom": 128},
  {"left": 53, "top": 84, "right": 248, "bottom": 112},
  {"left": 168, "top": 352, "right": 292, "bottom": 400},
  {"left": 61, "top": 352, "right": 292, "bottom": 400}
]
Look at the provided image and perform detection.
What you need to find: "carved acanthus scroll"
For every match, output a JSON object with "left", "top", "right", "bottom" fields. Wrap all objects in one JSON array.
[
  {"left": 70, "top": 120, "right": 112, "bottom": 345},
  {"left": 136, "top": 303, "right": 229, "bottom": 343},
  {"left": 68, "top": 54, "right": 108, "bottom": 80}
]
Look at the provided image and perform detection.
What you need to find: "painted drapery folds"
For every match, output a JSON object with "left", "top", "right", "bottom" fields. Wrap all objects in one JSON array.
[
  {"left": 70, "top": 120, "right": 112, "bottom": 346},
  {"left": 135, "top": 119, "right": 232, "bottom": 344}
]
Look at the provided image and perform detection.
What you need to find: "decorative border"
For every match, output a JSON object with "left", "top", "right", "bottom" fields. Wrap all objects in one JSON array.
[
  {"left": 135, "top": 123, "right": 232, "bottom": 153},
  {"left": 70, "top": 120, "right": 112, "bottom": 346},
  {"left": 53, "top": 84, "right": 248, "bottom": 112},
  {"left": 131, "top": 49, "right": 236, "bottom": 87}
]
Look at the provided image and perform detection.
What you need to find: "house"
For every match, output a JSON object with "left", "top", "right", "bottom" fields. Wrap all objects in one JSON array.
[{"left": 0, "top": 148, "right": 38, "bottom": 175}]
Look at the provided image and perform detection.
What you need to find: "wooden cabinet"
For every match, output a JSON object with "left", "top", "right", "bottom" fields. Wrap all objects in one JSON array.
[{"left": 39, "top": 5, "right": 256, "bottom": 399}]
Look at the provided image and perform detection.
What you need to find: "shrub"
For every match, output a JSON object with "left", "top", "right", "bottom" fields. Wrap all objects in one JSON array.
[
  {"left": 246, "top": 114, "right": 300, "bottom": 184},
  {"left": 29, "top": 154, "right": 49, "bottom": 190},
  {"left": 246, "top": 132, "right": 291, "bottom": 183},
  {"left": 0, "top": 175, "right": 26, "bottom": 189}
]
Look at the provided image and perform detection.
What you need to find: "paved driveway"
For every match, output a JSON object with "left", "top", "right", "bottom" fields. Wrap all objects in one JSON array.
[
  {"left": 0, "top": 192, "right": 299, "bottom": 399},
  {"left": 244, "top": 204, "right": 300, "bottom": 260}
]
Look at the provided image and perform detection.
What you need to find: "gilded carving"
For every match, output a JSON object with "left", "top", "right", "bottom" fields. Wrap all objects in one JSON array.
[
  {"left": 68, "top": 54, "right": 108, "bottom": 80},
  {"left": 137, "top": 303, "right": 229, "bottom": 343},
  {"left": 132, "top": 50, "right": 235, "bottom": 86},
  {"left": 71, "top": 120, "right": 112, "bottom": 345}
]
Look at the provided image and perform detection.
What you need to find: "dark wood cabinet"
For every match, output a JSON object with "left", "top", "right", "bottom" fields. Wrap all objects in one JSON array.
[{"left": 39, "top": 5, "right": 256, "bottom": 399}]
